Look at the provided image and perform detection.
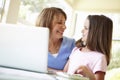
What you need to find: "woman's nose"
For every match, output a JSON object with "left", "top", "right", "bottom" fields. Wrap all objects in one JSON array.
[{"left": 62, "top": 25, "right": 66, "bottom": 29}]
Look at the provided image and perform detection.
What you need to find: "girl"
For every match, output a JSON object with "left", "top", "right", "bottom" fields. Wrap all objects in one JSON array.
[{"left": 64, "top": 15, "right": 113, "bottom": 80}]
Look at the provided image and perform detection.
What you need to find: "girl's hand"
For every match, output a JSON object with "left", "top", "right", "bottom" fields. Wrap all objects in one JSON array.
[{"left": 75, "top": 66, "right": 95, "bottom": 80}]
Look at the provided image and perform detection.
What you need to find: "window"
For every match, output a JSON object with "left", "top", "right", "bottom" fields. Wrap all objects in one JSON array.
[
  {"left": 73, "top": 12, "right": 120, "bottom": 41},
  {"left": 0, "top": 0, "right": 5, "bottom": 22},
  {"left": 18, "top": 0, "right": 73, "bottom": 37}
]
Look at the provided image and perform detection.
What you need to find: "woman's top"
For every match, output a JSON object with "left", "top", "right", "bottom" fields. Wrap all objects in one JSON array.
[
  {"left": 48, "top": 36, "right": 75, "bottom": 70},
  {"left": 67, "top": 47, "right": 107, "bottom": 74}
]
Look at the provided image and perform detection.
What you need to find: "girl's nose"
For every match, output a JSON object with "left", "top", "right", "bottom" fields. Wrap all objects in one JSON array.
[{"left": 81, "top": 28, "right": 84, "bottom": 33}]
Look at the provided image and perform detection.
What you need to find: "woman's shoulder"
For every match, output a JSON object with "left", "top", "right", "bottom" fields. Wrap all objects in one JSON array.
[
  {"left": 62, "top": 36, "right": 75, "bottom": 48},
  {"left": 63, "top": 36, "right": 75, "bottom": 42}
]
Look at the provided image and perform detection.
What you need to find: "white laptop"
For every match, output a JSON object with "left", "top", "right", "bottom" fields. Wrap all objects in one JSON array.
[{"left": 0, "top": 23, "right": 49, "bottom": 73}]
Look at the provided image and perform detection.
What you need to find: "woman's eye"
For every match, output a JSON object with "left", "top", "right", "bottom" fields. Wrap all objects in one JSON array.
[
  {"left": 57, "top": 21, "right": 65, "bottom": 25},
  {"left": 58, "top": 22, "right": 62, "bottom": 24},
  {"left": 57, "top": 22, "right": 63, "bottom": 24}
]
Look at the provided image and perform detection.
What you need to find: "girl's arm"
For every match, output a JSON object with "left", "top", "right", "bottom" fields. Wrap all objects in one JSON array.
[
  {"left": 94, "top": 71, "right": 105, "bottom": 80},
  {"left": 63, "top": 60, "right": 70, "bottom": 72},
  {"left": 75, "top": 66, "right": 105, "bottom": 80}
]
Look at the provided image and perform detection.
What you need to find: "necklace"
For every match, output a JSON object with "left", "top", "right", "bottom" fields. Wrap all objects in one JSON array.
[
  {"left": 49, "top": 41, "right": 61, "bottom": 54},
  {"left": 49, "top": 44, "right": 60, "bottom": 54}
]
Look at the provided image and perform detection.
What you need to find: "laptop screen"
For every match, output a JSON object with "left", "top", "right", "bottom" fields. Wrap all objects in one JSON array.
[{"left": 0, "top": 23, "right": 49, "bottom": 73}]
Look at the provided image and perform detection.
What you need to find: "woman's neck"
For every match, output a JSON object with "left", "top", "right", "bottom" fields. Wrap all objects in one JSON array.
[{"left": 49, "top": 37, "right": 62, "bottom": 54}]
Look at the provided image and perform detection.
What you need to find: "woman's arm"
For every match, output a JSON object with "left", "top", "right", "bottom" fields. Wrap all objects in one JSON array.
[
  {"left": 47, "top": 67, "right": 63, "bottom": 73},
  {"left": 47, "top": 59, "right": 70, "bottom": 73}
]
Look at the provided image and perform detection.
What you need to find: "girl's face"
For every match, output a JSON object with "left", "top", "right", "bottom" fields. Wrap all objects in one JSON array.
[
  {"left": 50, "top": 14, "right": 66, "bottom": 39},
  {"left": 81, "top": 18, "right": 89, "bottom": 43}
]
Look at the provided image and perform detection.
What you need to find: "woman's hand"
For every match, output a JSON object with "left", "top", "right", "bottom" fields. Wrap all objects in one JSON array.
[{"left": 47, "top": 67, "right": 63, "bottom": 73}]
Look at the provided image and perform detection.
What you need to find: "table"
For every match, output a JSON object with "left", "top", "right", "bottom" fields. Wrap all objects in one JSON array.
[{"left": 0, "top": 67, "right": 89, "bottom": 80}]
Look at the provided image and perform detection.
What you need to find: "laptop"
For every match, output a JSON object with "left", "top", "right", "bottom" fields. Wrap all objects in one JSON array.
[{"left": 0, "top": 23, "right": 49, "bottom": 73}]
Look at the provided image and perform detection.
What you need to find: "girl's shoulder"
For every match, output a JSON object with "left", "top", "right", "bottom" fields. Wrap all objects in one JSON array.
[
  {"left": 72, "top": 47, "right": 79, "bottom": 51},
  {"left": 70, "top": 47, "right": 80, "bottom": 55}
]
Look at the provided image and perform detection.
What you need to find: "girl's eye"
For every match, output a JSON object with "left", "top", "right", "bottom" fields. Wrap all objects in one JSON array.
[
  {"left": 85, "top": 27, "right": 88, "bottom": 30},
  {"left": 84, "top": 26, "right": 88, "bottom": 30}
]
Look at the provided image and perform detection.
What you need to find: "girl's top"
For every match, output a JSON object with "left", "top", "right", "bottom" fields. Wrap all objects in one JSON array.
[{"left": 67, "top": 47, "right": 107, "bottom": 74}]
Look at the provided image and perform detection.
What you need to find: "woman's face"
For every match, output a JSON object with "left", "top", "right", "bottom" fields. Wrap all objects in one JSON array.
[
  {"left": 50, "top": 14, "right": 66, "bottom": 39},
  {"left": 81, "top": 18, "right": 89, "bottom": 43}
]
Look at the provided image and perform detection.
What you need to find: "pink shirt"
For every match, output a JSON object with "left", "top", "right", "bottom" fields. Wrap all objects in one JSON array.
[{"left": 67, "top": 47, "right": 107, "bottom": 74}]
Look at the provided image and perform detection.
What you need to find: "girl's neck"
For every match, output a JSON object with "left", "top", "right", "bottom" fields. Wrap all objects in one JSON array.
[{"left": 81, "top": 46, "right": 91, "bottom": 52}]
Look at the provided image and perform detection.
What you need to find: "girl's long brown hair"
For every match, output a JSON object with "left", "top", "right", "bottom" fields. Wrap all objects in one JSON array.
[{"left": 76, "top": 15, "right": 113, "bottom": 65}]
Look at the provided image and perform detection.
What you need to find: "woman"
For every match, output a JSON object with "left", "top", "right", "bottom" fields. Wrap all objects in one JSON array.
[{"left": 36, "top": 7, "right": 75, "bottom": 72}]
